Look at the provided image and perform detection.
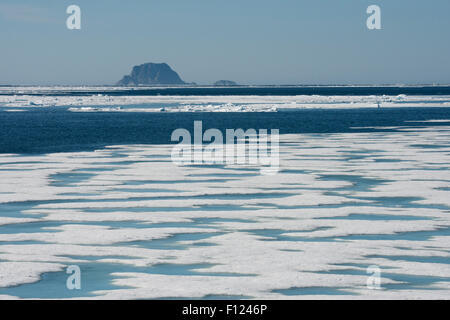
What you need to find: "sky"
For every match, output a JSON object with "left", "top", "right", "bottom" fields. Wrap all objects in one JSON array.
[{"left": 0, "top": 0, "right": 449, "bottom": 85}]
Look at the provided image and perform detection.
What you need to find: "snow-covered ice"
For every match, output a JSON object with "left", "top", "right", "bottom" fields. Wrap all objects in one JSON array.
[
  {"left": 0, "top": 122, "right": 449, "bottom": 299},
  {"left": 1, "top": 87, "right": 450, "bottom": 112}
]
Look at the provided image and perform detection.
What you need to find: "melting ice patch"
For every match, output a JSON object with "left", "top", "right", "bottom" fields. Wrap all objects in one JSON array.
[{"left": 0, "top": 126, "right": 449, "bottom": 299}]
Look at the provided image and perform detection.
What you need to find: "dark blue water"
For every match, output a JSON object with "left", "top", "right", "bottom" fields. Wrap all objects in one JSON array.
[
  {"left": 0, "top": 107, "right": 449, "bottom": 154},
  {"left": 2, "top": 86, "right": 449, "bottom": 96}
]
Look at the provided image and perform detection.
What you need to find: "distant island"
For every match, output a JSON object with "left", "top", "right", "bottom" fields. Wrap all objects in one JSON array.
[
  {"left": 213, "top": 80, "right": 238, "bottom": 86},
  {"left": 116, "top": 62, "right": 241, "bottom": 86},
  {"left": 117, "top": 63, "right": 185, "bottom": 86}
]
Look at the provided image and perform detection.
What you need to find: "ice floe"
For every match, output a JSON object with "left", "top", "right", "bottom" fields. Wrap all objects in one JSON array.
[
  {"left": 1, "top": 88, "right": 450, "bottom": 112},
  {"left": 0, "top": 124, "right": 449, "bottom": 299}
]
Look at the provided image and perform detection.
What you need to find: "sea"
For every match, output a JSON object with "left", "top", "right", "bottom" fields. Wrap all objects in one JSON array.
[{"left": 0, "top": 86, "right": 449, "bottom": 299}]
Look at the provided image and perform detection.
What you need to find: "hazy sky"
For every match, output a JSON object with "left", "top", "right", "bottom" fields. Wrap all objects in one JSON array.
[{"left": 0, "top": 0, "right": 449, "bottom": 85}]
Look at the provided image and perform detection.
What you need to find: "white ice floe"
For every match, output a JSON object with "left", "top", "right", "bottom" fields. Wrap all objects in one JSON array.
[
  {"left": 0, "top": 124, "right": 449, "bottom": 299},
  {"left": 1, "top": 90, "right": 450, "bottom": 112}
]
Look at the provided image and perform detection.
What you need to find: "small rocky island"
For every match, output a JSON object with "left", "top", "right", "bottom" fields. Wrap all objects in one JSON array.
[
  {"left": 213, "top": 80, "right": 239, "bottom": 86},
  {"left": 117, "top": 62, "right": 185, "bottom": 86}
]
